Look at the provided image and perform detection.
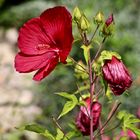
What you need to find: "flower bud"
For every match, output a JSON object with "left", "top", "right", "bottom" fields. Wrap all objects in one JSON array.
[
  {"left": 105, "top": 14, "right": 114, "bottom": 27},
  {"left": 102, "top": 56, "right": 132, "bottom": 95},
  {"left": 76, "top": 98, "right": 102, "bottom": 135},
  {"left": 94, "top": 11, "right": 104, "bottom": 25},
  {"left": 73, "top": 6, "right": 82, "bottom": 22},
  {"left": 80, "top": 15, "right": 90, "bottom": 31},
  {"left": 101, "top": 14, "right": 114, "bottom": 36}
]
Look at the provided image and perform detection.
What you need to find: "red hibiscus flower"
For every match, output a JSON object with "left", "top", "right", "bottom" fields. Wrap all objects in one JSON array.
[
  {"left": 102, "top": 56, "right": 132, "bottom": 95},
  {"left": 76, "top": 98, "right": 102, "bottom": 135},
  {"left": 15, "top": 6, "right": 73, "bottom": 81}
]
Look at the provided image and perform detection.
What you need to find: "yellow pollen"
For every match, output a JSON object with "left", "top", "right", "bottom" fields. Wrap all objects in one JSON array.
[{"left": 36, "top": 44, "right": 50, "bottom": 50}]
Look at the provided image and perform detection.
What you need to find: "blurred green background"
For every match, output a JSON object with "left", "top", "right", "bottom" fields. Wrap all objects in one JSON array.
[{"left": 0, "top": 0, "right": 140, "bottom": 139}]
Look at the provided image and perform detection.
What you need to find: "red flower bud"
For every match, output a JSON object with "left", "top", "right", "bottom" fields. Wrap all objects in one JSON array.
[
  {"left": 102, "top": 56, "right": 132, "bottom": 95},
  {"left": 76, "top": 98, "right": 102, "bottom": 135},
  {"left": 105, "top": 14, "right": 114, "bottom": 27}
]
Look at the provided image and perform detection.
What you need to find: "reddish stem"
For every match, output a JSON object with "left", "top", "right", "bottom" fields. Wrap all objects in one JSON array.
[{"left": 88, "top": 59, "right": 94, "bottom": 140}]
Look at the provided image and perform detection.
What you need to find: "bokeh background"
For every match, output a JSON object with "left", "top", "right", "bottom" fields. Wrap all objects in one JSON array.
[{"left": 0, "top": 0, "right": 140, "bottom": 139}]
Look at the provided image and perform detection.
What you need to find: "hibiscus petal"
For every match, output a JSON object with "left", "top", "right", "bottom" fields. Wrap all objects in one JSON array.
[
  {"left": 33, "top": 55, "right": 59, "bottom": 81},
  {"left": 40, "top": 6, "right": 73, "bottom": 63},
  {"left": 15, "top": 52, "right": 58, "bottom": 73},
  {"left": 18, "top": 18, "right": 56, "bottom": 55}
]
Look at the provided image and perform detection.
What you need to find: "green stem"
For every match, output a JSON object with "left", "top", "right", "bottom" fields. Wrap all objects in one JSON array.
[
  {"left": 96, "top": 121, "right": 121, "bottom": 138},
  {"left": 91, "top": 37, "right": 106, "bottom": 65},
  {"left": 93, "top": 102, "right": 121, "bottom": 138},
  {"left": 76, "top": 83, "right": 91, "bottom": 118},
  {"left": 89, "top": 24, "right": 100, "bottom": 44},
  {"left": 52, "top": 116, "right": 70, "bottom": 140},
  {"left": 88, "top": 58, "right": 94, "bottom": 140},
  {"left": 69, "top": 56, "right": 88, "bottom": 73}
]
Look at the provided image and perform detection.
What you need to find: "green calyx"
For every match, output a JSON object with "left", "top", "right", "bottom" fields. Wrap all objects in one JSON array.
[
  {"left": 93, "top": 50, "right": 121, "bottom": 75},
  {"left": 101, "top": 23, "right": 115, "bottom": 37},
  {"left": 73, "top": 6, "right": 82, "bottom": 22},
  {"left": 94, "top": 11, "right": 105, "bottom": 25}
]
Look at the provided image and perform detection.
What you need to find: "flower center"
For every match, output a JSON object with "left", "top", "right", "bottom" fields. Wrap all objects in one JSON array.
[{"left": 36, "top": 44, "right": 50, "bottom": 50}]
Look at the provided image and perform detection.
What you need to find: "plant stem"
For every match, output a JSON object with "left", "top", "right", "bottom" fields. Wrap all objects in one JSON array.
[
  {"left": 89, "top": 24, "right": 100, "bottom": 44},
  {"left": 99, "top": 118, "right": 104, "bottom": 140},
  {"left": 52, "top": 116, "right": 70, "bottom": 140},
  {"left": 91, "top": 37, "right": 106, "bottom": 65},
  {"left": 76, "top": 83, "right": 91, "bottom": 118},
  {"left": 69, "top": 56, "right": 88, "bottom": 73},
  {"left": 96, "top": 121, "right": 121, "bottom": 138},
  {"left": 93, "top": 102, "right": 121, "bottom": 138},
  {"left": 88, "top": 58, "right": 94, "bottom": 140}
]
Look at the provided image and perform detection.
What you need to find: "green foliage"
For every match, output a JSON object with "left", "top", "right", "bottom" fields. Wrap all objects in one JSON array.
[
  {"left": 81, "top": 45, "right": 91, "bottom": 64},
  {"left": 56, "top": 128, "right": 64, "bottom": 140},
  {"left": 120, "top": 137, "right": 127, "bottom": 140},
  {"left": 0, "top": 0, "right": 54, "bottom": 28},
  {"left": 74, "top": 61, "right": 88, "bottom": 80},
  {"left": 93, "top": 50, "right": 121, "bottom": 75},
  {"left": 1, "top": 0, "right": 140, "bottom": 139},
  {"left": 117, "top": 110, "right": 140, "bottom": 139},
  {"left": 0, "top": 0, "right": 4, "bottom": 7},
  {"left": 21, "top": 124, "right": 55, "bottom": 140},
  {"left": 56, "top": 92, "right": 78, "bottom": 119}
]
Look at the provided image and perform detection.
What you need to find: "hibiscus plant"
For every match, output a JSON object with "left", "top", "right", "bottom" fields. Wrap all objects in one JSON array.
[{"left": 14, "top": 6, "right": 140, "bottom": 140}]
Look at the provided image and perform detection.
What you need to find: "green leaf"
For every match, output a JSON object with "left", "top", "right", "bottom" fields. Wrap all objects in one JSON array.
[
  {"left": 81, "top": 45, "right": 91, "bottom": 64},
  {"left": 117, "top": 110, "right": 140, "bottom": 139},
  {"left": 120, "top": 137, "right": 127, "bottom": 140},
  {"left": 43, "top": 130, "right": 55, "bottom": 140},
  {"left": 100, "top": 50, "right": 121, "bottom": 62},
  {"left": 93, "top": 50, "right": 121, "bottom": 75},
  {"left": 106, "top": 86, "right": 113, "bottom": 101},
  {"left": 127, "top": 124, "right": 140, "bottom": 139},
  {"left": 22, "top": 124, "right": 55, "bottom": 140},
  {"left": 57, "top": 92, "right": 78, "bottom": 119},
  {"left": 56, "top": 128, "right": 64, "bottom": 140},
  {"left": 74, "top": 61, "right": 88, "bottom": 80},
  {"left": 66, "top": 57, "right": 74, "bottom": 66},
  {"left": 24, "top": 124, "right": 46, "bottom": 133}
]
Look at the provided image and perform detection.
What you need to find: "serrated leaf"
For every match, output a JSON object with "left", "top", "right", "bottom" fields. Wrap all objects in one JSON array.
[
  {"left": 57, "top": 92, "right": 78, "bottom": 119},
  {"left": 56, "top": 128, "right": 64, "bottom": 140},
  {"left": 23, "top": 124, "right": 55, "bottom": 140}
]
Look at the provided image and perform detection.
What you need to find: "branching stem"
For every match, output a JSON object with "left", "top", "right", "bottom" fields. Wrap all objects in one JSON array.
[
  {"left": 91, "top": 37, "right": 106, "bottom": 65},
  {"left": 52, "top": 116, "right": 70, "bottom": 140}
]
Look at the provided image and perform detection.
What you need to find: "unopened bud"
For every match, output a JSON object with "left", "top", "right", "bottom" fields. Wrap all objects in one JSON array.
[
  {"left": 105, "top": 14, "right": 114, "bottom": 26},
  {"left": 94, "top": 11, "right": 104, "bottom": 25},
  {"left": 101, "top": 14, "right": 115, "bottom": 36},
  {"left": 73, "top": 6, "right": 82, "bottom": 22},
  {"left": 80, "top": 15, "right": 90, "bottom": 31}
]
